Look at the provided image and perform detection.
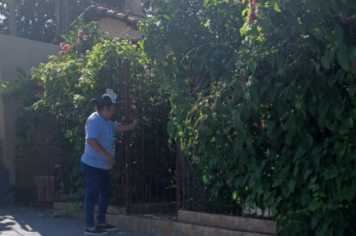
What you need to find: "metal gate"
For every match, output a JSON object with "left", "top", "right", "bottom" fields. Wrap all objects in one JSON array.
[{"left": 15, "top": 60, "right": 177, "bottom": 213}]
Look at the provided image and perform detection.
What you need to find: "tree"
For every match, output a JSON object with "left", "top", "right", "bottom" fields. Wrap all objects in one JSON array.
[{"left": 0, "top": 0, "right": 125, "bottom": 43}]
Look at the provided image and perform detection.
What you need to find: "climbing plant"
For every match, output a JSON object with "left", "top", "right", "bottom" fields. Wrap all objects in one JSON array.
[
  {"left": 5, "top": 20, "right": 171, "bottom": 203},
  {"left": 141, "top": 0, "right": 356, "bottom": 235}
]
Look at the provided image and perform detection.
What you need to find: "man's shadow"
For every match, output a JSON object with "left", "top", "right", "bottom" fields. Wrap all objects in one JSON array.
[{"left": 0, "top": 216, "right": 16, "bottom": 232}]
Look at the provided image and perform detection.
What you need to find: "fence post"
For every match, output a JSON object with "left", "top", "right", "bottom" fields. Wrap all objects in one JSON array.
[
  {"left": 124, "top": 60, "right": 131, "bottom": 214},
  {"left": 176, "top": 138, "right": 181, "bottom": 212}
]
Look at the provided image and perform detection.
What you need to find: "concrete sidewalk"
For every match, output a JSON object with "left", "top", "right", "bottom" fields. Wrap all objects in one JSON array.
[{"left": 0, "top": 205, "right": 149, "bottom": 236}]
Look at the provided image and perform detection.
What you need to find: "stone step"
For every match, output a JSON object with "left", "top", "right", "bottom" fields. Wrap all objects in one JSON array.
[
  {"left": 112, "top": 214, "right": 275, "bottom": 236},
  {"left": 68, "top": 212, "right": 275, "bottom": 236},
  {"left": 55, "top": 202, "right": 276, "bottom": 236},
  {"left": 54, "top": 201, "right": 176, "bottom": 214},
  {"left": 178, "top": 210, "right": 276, "bottom": 235}
]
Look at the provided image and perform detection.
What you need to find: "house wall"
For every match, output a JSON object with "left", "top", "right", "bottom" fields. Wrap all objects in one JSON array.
[
  {"left": 124, "top": 0, "right": 143, "bottom": 15},
  {"left": 0, "top": 35, "right": 58, "bottom": 200},
  {"left": 99, "top": 17, "right": 142, "bottom": 39}
]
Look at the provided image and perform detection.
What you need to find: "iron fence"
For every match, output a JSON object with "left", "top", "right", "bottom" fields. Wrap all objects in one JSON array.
[
  {"left": 15, "top": 60, "right": 177, "bottom": 214},
  {"left": 14, "top": 59, "right": 267, "bottom": 218}
]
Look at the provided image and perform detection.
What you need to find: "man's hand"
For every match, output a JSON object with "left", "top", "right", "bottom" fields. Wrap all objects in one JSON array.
[
  {"left": 88, "top": 138, "right": 115, "bottom": 167},
  {"left": 132, "top": 118, "right": 139, "bottom": 128},
  {"left": 106, "top": 157, "right": 116, "bottom": 167},
  {"left": 116, "top": 118, "right": 139, "bottom": 133}
]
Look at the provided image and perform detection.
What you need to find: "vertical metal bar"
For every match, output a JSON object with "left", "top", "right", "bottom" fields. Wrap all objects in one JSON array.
[
  {"left": 176, "top": 139, "right": 181, "bottom": 212},
  {"left": 55, "top": 0, "right": 61, "bottom": 39},
  {"left": 62, "top": 0, "right": 69, "bottom": 34},
  {"left": 155, "top": 118, "right": 159, "bottom": 212},
  {"left": 124, "top": 60, "right": 131, "bottom": 214},
  {"left": 10, "top": 0, "right": 17, "bottom": 36}
]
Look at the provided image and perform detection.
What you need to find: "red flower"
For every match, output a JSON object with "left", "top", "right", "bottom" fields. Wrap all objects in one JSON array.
[
  {"left": 353, "top": 61, "right": 356, "bottom": 68},
  {"left": 342, "top": 17, "right": 350, "bottom": 24},
  {"left": 76, "top": 40, "right": 82, "bottom": 47},
  {"left": 62, "top": 44, "right": 70, "bottom": 53},
  {"left": 251, "top": 0, "right": 258, "bottom": 5},
  {"left": 83, "top": 35, "right": 89, "bottom": 41},
  {"left": 248, "top": 13, "right": 257, "bottom": 22},
  {"left": 78, "top": 29, "right": 85, "bottom": 38}
]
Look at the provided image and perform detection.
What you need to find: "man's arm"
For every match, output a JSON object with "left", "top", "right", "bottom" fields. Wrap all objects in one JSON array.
[
  {"left": 87, "top": 138, "right": 115, "bottom": 166},
  {"left": 116, "top": 118, "right": 139, "bottom": 133}
]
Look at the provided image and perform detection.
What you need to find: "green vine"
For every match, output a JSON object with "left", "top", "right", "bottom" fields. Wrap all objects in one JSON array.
[
  {"left": 141, "top": 0, "right": 356, "bottom": 235},
  {"left": 5, "top": 20, "right": 172, "bottom": 206}
]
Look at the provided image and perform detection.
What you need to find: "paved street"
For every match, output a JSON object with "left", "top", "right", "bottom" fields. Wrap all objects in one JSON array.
[{"left": 0, "top": 205, "right": 149, "bottom": 236}]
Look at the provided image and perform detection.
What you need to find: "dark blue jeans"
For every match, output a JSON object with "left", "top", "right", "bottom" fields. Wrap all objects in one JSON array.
[{"left": 81, "top": 162, "right": 112, "bottom": 228}]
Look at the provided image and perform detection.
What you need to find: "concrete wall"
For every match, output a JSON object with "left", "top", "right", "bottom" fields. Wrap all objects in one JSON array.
[
  {"left": 99, "top": 17, "right": 142, "bottom": 39},
  {"left": 124, "top": 0, "right": 143, "bottom": 15},
  {"left": 0, "top": 35, "right": 58, "bottom": 199}
]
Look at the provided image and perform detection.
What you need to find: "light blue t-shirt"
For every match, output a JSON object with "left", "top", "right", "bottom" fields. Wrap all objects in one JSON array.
[{"left": 81, "top": 112, "right": 118, "bottom": 170}]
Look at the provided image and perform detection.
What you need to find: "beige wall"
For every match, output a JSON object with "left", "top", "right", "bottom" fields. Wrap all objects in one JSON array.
[
  {"left": 0, "top": 34, "right": 58, "bottom": 186},
  {"left": 99, "top": 17, "right": 142, "bottom": 39},
  {"left": 124, "top": 0, "right": 143, "bottom": 15}
]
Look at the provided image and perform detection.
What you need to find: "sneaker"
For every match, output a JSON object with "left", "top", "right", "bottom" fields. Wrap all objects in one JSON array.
[
  {"left": 84, "top": 227, "right": 108, "bottom": 235},
  {"left": 97, "top": 223, "right": 118, "bottom": 232}
]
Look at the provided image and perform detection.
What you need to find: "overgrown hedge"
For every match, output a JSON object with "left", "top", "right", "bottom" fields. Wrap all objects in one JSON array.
[
  {"left": 141, "top": 0, "right": 356, "bottom": 235},
  {"left": 5, "top": 21, "right": 170, "bottom": 202}
]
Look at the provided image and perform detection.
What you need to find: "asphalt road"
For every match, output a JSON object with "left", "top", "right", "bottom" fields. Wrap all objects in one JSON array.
[{"left": 0, "top": 205, "right": 149, "bottom": 236}]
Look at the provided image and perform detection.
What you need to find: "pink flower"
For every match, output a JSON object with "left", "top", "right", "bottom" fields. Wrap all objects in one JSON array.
[
  {"left": 60, "top": 43, "right": 64, "bottom": 48},
  {"left": 342, "top": 17, "right": 350, "bottom": 24},
  {"left": 62, "top": 44, "right": 70, "bottom": 53},
  {"left": 59, "top": 51, "right": 65, "bottom": 56},
  {"left": 251, "top": 0, "right": 258, "bottom": 5},
  {"left": 353, "top": 61, "right": 356, "bottom": 68},
  {"left": 78, "top": 29, "right": 85, "bottom": 38},
  {"left": 248, "top": 13, "right": 256, "bottom": 22},
  {"left": 76, "top": 40, "right": 82, "bottom": 47},
  {"left": 83, "top": 35, "right": 89, "bottom": 41}
]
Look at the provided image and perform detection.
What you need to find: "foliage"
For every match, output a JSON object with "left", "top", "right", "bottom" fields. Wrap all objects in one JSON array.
[
  {"left": 141, "top": 0, "right": 356, "bottom": 235},
  {"left": 5, "top": 20, "right": 172, "bottom": 204},
  {"left": 9, "top": 186, "right": 35, "bottom": 204},
  {"left": 0, "top": 0, "right": 125, "bottom": 43}
]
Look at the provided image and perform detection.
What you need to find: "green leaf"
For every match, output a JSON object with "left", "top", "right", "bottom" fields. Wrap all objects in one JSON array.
[
  {"left": 240, "top": 23, "right": 248, "bottom": 36},
  {"left": 311, "top": 216, "right": 319, "bottom": 229},
  {"left": 204, "top": 21, "right": 210, "bottom": 28},
  {"left": 303, "top": 169, "right": 313, "bottom": 180},
  {"left": 317, "top": 102, "right": 329, "bottom": 118},
  {"left": 273, "top": 2, "right": 282, "bottom": 12},
  {"left": 286, "top": 129, "right": 296, "bottom": 146},
  {"left": 334, "top": 102, "right": 345, "bottom": 119},
  {"left": 344, "top": 184, "right": 356, "bottom": 201},
  {"left": 314, "top": 62, "right": 321, "bottom": 73},
  {"left": 289, "top": 180, "right": 296, "bottom": 193},
  {"left": 266, "top": 119, "right": 276, "bottom": 132},
  {"left": 337, "top": 44, "right": 350, "bottom": 71},
  {"left": 163, "top": 15, "right": 171, "bottom": 21},
  {"left": 293, "top": 147, "right": 305, "bottom": 162},
  {"left": 346, "top": 117, "right": 354, "bottom": 128},
  {"left": 167, "top": 120, "right": 175, "bottom": 136},
  {"left": 242, "top": 9, "right": 248, "bottom": 17},
  {"left": 272, "top": 179, "right": 282, "bottom": 188},
  {"left": 334, "top": 24, "right": 344, "bottom": 45},
  {"left": 322, "top": 51, "right": 334, "bottom": 71},
  {"left": 248, "top": 60, "right": 257, "bottom": 74},
  {"left": 348, "top": 84, "right": 356, "bottom": 97}
]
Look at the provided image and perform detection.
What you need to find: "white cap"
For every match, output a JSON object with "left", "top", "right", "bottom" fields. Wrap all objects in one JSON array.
[{"left": 102, "top": 89, "right": 117, "bottom": 103}]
